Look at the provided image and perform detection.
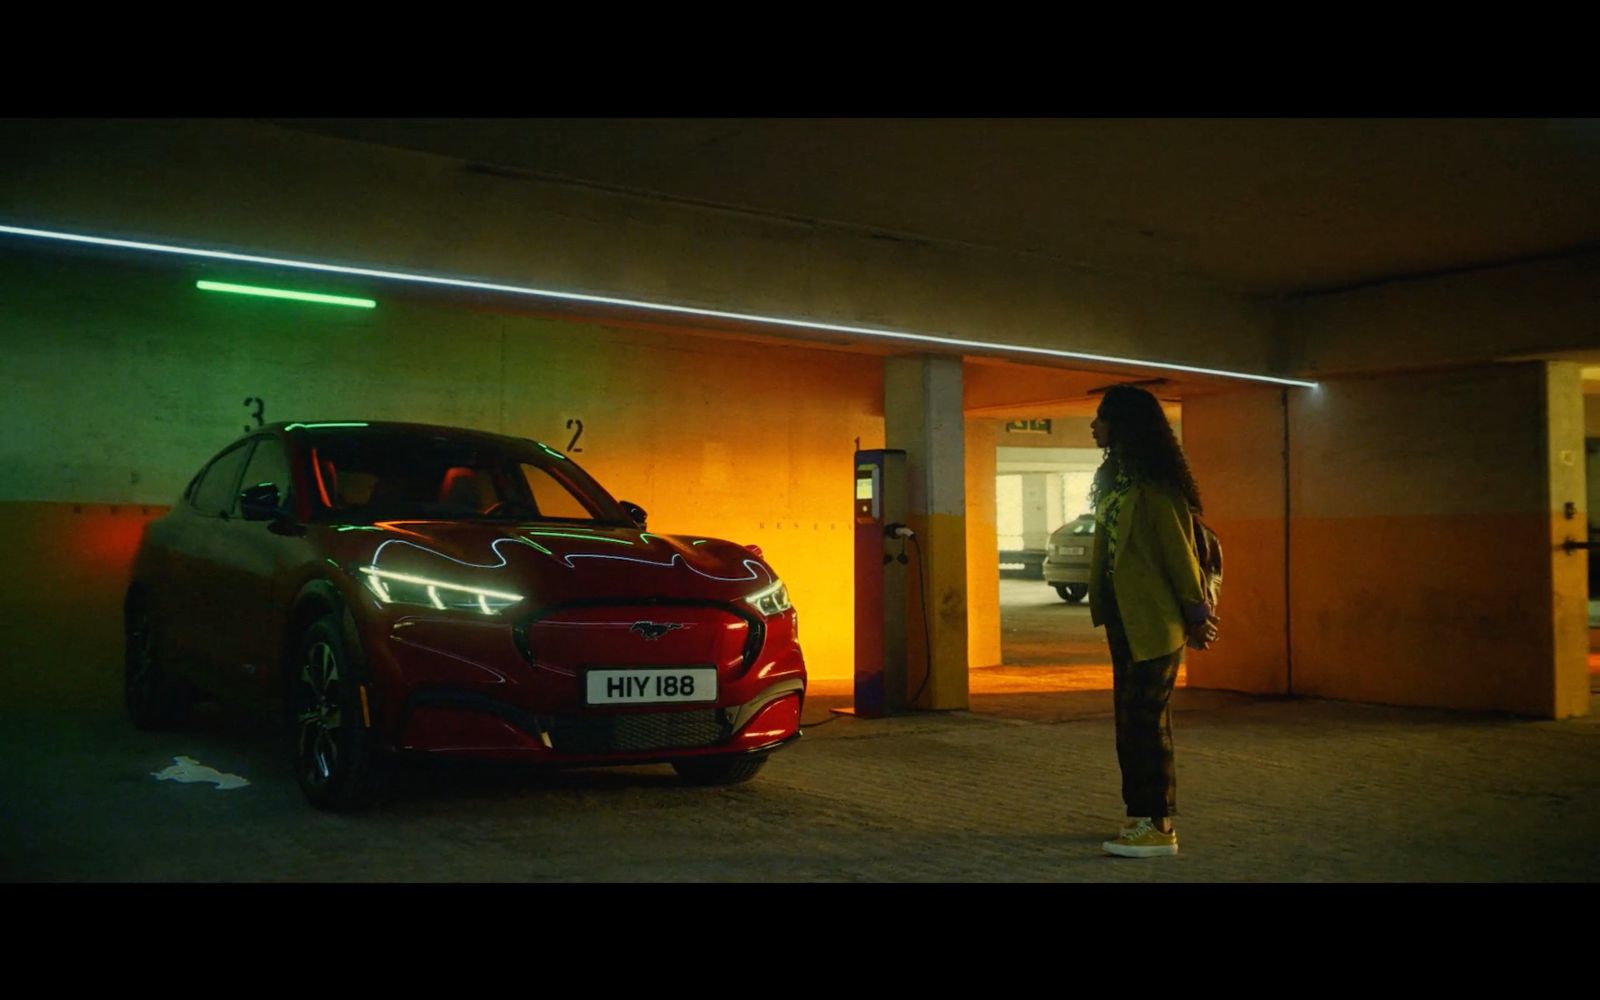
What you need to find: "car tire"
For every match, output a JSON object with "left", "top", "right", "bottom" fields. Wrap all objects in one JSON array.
[
  {"left": 1056, "top": 584, "right": 1087, "bottom": 603},
  {"left": 124, "top": 598, "right": 188, "bottom": 731},
  {"left": 291, "top": 612, "right": 385, "bottom": 810},
  {"left": 672, "top": 755, "right": 767, "bottom": 786}
]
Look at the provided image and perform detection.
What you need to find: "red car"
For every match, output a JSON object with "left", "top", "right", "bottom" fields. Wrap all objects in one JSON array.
[{"left": 124, "top": 421, "right": 806, "bottom": 808}]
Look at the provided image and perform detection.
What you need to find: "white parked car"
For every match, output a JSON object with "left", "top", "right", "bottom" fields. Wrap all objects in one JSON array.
[{"left": 1042, "top": 514, "right": 1095, "bottom": 603}]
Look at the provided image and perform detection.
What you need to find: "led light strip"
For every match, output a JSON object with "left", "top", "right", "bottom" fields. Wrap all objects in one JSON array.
[
  {"left": 196, "top": 280, "right": 375, "bottom": 308},
  {"left": 0, "top": 222, "right": 1319, "bottom": 388}
]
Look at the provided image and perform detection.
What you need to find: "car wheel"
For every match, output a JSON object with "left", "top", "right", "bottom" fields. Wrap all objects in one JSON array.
[
  {"left": 1066, "top": 584, "right": 1088, "bottom": 604},
  {"left": 672, "top": 755, "right": 768, "bottom": 786},
  {"left": 124, "top": 599, "right": 188, "bottom": 730},
  {"left": 292, "top": 612, "right": 383, "bottom": 810},
  {"left": 1053, "top": 584, "right": 1071, "bottom": 601}
]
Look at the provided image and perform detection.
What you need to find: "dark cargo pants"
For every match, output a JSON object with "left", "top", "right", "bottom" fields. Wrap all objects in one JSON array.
[{"left": 1102, "top": 583, "right": 1181, "bottom": 819}]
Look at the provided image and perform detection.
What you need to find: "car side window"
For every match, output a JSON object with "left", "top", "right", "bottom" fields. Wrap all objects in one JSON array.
[
  {"left": 520, "top": 463, "right": 599, "bottom": 520},
  {"left": 239, "top": 436, "right": 294, "bottom": 512},
  {"left": 190, "top": 441, "right": 255, "bottom": 518}
]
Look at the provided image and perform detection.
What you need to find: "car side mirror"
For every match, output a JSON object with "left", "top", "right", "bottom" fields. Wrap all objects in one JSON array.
[
  {"left": 620, "top": 500, "right": 647, "bottom": 529},
  {"left": 240, "top": 482, "right": 285, "bottom": 522}
]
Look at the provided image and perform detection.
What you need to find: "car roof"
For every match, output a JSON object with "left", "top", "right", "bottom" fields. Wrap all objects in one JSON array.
[{"left": 261, "top": 420, "right": 543, "bottom": 448}]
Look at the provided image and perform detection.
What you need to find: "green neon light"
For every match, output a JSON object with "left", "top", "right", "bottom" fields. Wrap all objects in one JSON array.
[
  {"left": 325, "top": 558, "right": 341, "bottom": 569},
  {"left": 536, "top": 443, "right": 568, "bottom": 461},
  {"left": 197, "top": 280, "right": 375, "bottom": 309},
  {"left": 334, "top": 525, "right": 383, "bottom": 532},
  {"left": 639, "top": 533, "right": 663, "bottom": 544},
  {"left": 691, "top": 540, "right": 708, "bottom": 546},
  {"left": 521, "top": 531, "right": 633, "bottom": 546},
  {"left": 286, "top": 422, "right": 369, "bottom": 431}
]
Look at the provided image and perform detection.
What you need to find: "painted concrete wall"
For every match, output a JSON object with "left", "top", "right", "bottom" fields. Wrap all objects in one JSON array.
[
  {"left": 1, "top": 120, "right": 1280, "bottom": 379},
  {"left": 1181, "top": 388, "right": 1289, "bottom": 695},
  {"left": 1287, "top": 363, "right": 1587, "bottom": 717},
  {"left": 1188, "top": 366, "right": 1588, "bottom": 718},
  {"left": 0, "top": 250, "right": 883, "bottom": 682},
  {"left": 0, "top": 503, "right": 167, "bottom": 708}
]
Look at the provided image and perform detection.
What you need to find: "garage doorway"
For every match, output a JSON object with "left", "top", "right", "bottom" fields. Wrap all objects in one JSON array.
[
  {"left": 965, "top": 359, "right": 1201, "bottom": 695},
  {"left": 994, "top": 412, "right": 1187, "bottom": 692}
]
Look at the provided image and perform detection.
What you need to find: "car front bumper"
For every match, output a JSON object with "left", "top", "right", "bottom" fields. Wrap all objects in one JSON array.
[{"left": 356, "top": 599, "right": 807, "bottom": 763}]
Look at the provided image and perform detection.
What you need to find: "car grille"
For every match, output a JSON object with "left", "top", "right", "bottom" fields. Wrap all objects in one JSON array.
[{"left": 546, "top": 709, "right": 730, "bottom": 755}]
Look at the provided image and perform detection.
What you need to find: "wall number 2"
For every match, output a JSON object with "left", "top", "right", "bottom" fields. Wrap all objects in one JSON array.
[
  {"left": 565, "top": 418, "right": 585, "bottom": 453},
  {"left": 244, "top": 397, "right": 265, "bottom": 432}
]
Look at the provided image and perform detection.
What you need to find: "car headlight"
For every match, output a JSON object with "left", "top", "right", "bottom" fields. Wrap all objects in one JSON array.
[
  {"left": 360, "top": 567, "right": 523, "bottom": 616},
  {"left": 744, "top": 579, "right": 792, "bottom": 616}
]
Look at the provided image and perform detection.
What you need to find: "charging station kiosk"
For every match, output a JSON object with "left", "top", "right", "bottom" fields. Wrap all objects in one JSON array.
[{"left": 851, "top": 449, "right": 908, "bottom": 718}]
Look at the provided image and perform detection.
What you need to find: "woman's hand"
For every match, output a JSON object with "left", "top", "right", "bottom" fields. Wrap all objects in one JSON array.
[{"left": 1186, "top": 615, "right": 1220, "bottom": 650}]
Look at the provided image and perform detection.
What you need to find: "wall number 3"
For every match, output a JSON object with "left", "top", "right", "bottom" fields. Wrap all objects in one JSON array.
[
  {"left": 244, "top": 397, "right": 265, "bottom": 432},
  {"left": 565, "top": 418, "right": 584, "bottom": 453}
]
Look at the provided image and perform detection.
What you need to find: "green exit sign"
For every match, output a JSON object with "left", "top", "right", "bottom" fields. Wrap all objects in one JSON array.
[{"left": 1005, "top": 419, "right": 1052, "bottom": 435}]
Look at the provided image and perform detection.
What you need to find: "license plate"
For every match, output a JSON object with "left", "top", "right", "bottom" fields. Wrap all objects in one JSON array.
[
  {"left": 585, "top": 667, "right": 718, "bottom": 705},
  {"left": 1063, "top": 546, "right": 1086, "bottom": 556}
]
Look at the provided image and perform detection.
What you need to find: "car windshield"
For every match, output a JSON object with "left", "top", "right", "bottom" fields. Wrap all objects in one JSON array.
[{"left": 301, "top": 427, "right": 630, "bottom": 525}]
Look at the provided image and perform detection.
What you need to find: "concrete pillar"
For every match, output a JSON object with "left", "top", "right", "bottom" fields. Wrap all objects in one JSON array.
[
  {"left": 965, "top": 419, "right": 1002, "bottom": 669},
  {"left": 885, "top": 356, "right": 969, "bottom": 710},
  {"left": 1546, "top": 363, "right": 1590, "bottom": 717}
]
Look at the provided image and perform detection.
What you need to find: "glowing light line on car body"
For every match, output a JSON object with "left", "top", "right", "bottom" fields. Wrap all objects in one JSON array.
[
  {"left": 552, "top": 552, "right": 770, "bottom": 583},
  {"left": 360, "top": 524, "right": 768, "bottom": 590},
  {"left": 0, "top": 223, "right": 1320, "bottom": 389},
  {"left": 370, "top": 535, "right": 561, "bottom": 571},
  {"left": 520, "top": 531, "right": 633, "bottom": 546}
]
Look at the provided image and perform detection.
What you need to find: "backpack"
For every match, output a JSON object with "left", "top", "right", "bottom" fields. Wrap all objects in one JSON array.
[{"left": 1190, "top": 511, "right": 1223, "bottom": 613}]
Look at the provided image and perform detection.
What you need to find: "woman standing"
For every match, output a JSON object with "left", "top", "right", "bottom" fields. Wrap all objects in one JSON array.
[{"left": 1089, "top": 385, "right": 1218, "bottom": 858}]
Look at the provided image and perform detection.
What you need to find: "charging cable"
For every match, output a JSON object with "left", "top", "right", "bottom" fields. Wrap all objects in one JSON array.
[{"left": 884, "top": 523, "right": 935, "bottom": 707}]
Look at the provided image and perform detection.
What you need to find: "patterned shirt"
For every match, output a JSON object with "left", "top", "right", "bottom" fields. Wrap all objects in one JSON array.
[{"left": 1098, "top": 466, "right": 1135, "bottom": 577}]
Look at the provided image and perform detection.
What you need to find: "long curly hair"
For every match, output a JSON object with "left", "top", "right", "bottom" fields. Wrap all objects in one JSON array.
[{"left": 1089, "top": 384, "right": 1203, "bottom": 513}]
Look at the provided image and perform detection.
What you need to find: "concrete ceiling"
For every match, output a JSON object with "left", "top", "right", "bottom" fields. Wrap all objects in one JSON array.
[{"left": 271, "top": 118, "right": 1600, "bottom": 297}]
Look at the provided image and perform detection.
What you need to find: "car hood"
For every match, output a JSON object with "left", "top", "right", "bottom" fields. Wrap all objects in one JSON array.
[{"left": 321, "top": 520, "right": 779, "bottom": 609}]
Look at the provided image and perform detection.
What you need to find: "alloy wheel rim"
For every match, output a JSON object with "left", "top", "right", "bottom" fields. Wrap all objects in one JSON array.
[{"left": 297, "top": 641, "right": 343, "bottom": 786}]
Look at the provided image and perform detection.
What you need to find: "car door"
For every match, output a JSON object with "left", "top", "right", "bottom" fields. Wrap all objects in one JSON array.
[
  {"left": 165, "top": 439, "right": 255, "bottom": 694},
  {"left": 207, "top": 434, "right": 309, "bottom": 714}
]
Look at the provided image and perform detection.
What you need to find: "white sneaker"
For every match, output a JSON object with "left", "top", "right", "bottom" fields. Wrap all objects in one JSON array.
[{"left": 1103, "top": 818, "right": 1178, "bottom": 857}]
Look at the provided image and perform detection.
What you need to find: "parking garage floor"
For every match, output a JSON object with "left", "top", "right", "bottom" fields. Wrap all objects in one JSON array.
[{"left": 4, "top": 670, "right": 1598, "bottom": 882}]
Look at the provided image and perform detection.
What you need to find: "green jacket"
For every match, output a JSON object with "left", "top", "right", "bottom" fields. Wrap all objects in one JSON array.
[{"left": 1088, "top": 481, "right": 1211, "bottom": 662}]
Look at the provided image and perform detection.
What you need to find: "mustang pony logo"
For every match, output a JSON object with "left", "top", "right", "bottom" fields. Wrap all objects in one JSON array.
[{"left": 630, "top": 621, "right": 687, "bottom": 641}]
